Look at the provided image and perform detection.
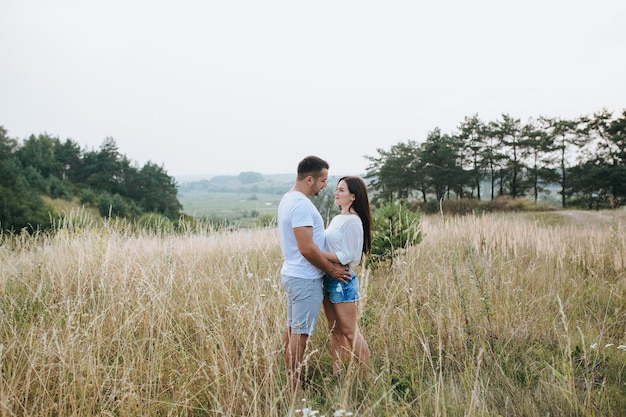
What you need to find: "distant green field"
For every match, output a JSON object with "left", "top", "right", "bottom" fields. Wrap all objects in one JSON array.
[
  {"left": 178, "top": 191, "right": 282, "bottom": 224},
  {"left": 176, "top": 172, "right": 343, "bottom": 226}
]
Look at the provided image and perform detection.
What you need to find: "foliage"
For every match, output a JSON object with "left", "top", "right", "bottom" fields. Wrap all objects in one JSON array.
[
  {"left": 135, "top": 212, "right": 175, "bottom": 234},
  {"left": 312, "top": 184, "right": 340, "bottom": 225},
  {"left": 255, "top": 212, "right": 276, "bottom": 228},
  {"left": 79, "top": 188, "right": 96, "bottom": 205},
  {"left": 0, "top": 128, "right": 54, "bottom": 232},
  {"left": 238, "top": 171, "right": 264, "bottom": 184},
  {"left": 97, "top": 192, "right": 127, "bottom": 218},
  {"left": 365, "top": 140, "right": 424, "bottom": 202},
  {"left": 47, "top": 175, "right": 70, "bottom": 199},
  {"left": 368, "top": 200, "right": 422, "bottom": 266},
  {"left": 135, "top": 162, "right": 182, "bottom": 218},
  {"left": 416, "top": 196, "right": 550, "bottom": 215},
  {"left": 365, "top": 108, "right": 626, "bottom": 209},
  {"left": 0, "top": 127, "right": 183, "bottom": 232}
]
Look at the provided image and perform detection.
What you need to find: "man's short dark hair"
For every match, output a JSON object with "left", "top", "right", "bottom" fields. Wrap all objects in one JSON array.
[{"left": 297, "top": 156, "right": 329, "bottom": 180}]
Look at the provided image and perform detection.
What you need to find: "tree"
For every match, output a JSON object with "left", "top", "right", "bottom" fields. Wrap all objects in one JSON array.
[
  {"left": 540, "top": 116, "right": 587, "bottom": 208},
  {"left": 365, "top": 140, "right": 424, "bottom": 203},
  {"left": 481, "top": 122, "right": 509, "bottom": 200},
  {"left": 567, "top": 162, "right": 610, "bottom": 209},
  {"left": 491, "top": 114, "right": 527, "bottom": 199},
  {"left": 83, "top": 137, "right": 124, "bottom": 193},
  {"left": 135, "top": 162, "right": 182, "bottom": 218},
  {"left": 238, "top": 171, "right": 264, "bottom": 184},
  {"left": 53, "top": 138, "right": 83, "bottom": 182},
  {"left": 311, "top": 185, "right": 339, "bottom": 225},
  {"left": 0, "top": 127, "right": 52, "bottom": 232},
  {"left": 607, "top": 110, "right": 626, "bottom": 206},
  {"left": 570, "top": 109, "right": 626, "bottom": 207},
  {"left": 521, "top": 119, "right": 557, "bottom": 203},
  {"left": 457, "top": 114, "right": 487, "bottom": 199},
  {"left": 0, "top": 127, "right": 187, "bottom": 229},
  {"left": 16, "top": 133, "right": 59, "bottom": 178},
  {"left": 421, "top": 129, "right": 465, "bottom": 201},
  {"left": 360, "top": 108, "right": 625, "bottom": 210}
]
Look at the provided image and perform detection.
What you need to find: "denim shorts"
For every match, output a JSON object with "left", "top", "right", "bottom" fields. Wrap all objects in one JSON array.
[
  {"left": 281, "top": 275, "right": 324, "bottom": 335},
  {"left": 323, "top": 271, "right": 360, "bottom": 304}
]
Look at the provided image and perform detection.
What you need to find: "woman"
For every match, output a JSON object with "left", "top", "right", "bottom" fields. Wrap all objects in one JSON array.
[{"left": 322, "top": 176, "right": 372, "bottom": 373}]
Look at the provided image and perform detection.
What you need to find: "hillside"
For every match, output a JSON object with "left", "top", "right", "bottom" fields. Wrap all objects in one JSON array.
[
  {"left": 176, "top": 172, "right": 345, "bottom": 223},
  {"left": 177, "top": 172, "right": 295, "bottom": 194}
]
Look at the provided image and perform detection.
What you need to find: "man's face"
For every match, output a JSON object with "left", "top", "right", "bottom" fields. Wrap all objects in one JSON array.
[{"left": 309, "top": 168, "right": 329, "bottom": 196}]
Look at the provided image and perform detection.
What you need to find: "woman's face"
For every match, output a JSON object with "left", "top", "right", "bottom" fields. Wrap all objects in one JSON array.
[{"left": 334, "top": 179, "right": 355, "bottom": 210}]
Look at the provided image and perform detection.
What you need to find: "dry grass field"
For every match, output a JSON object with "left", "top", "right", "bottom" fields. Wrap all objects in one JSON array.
[{"left": 1, "top": 209, "right": 625, "bottom": 416}]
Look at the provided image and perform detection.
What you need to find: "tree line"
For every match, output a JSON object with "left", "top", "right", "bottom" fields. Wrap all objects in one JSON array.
[
  {"left": 0, "top": 126, "right": 182, "bottom": 232},
  {"left": 364, "top": 109, "right": 626, "bottom": 209}
]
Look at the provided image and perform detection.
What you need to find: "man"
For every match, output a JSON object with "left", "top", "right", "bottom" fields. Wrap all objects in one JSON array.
[{"left": 277, "top": 155, "right": 350, "bottom": 392}]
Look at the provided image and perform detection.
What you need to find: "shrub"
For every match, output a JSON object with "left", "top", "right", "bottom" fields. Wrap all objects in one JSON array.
[
  {"left": 79, "top": 189, "right": 96, "bottom": 205},
  {"left": 255, "top": 213, "right": 276, "bottom": 228},
  {"left": 97, "top": 192, "right": 128, "bottom": 218},
  {"left": 416, "top": 197, "right": 550, "bottom": 215},
  {"left": 48, "top": 176, "right": 71, "bottom": 199},
  {"left": 367, "top": 200, "right": 422, "bottom": 266},
  {"left": 136, "top": 213, "right": 174, "bottom": 233}
]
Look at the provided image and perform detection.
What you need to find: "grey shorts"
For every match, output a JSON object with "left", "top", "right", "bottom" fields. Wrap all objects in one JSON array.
[{"left": 281, "top": 275, "right": 323, "bottom": 336}]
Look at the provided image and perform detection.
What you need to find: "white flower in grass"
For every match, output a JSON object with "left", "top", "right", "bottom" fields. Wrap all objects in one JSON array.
[
  {"left": 296, "top": 399, "right": 320, "bottom": 417},
  {"left": 605, "top": 343, "right": 614, "bottom": 348},
  {"left": 617, "top": 345, "right": 626, "bottom": 351},
  {"left": 299, "top": 407, "right": 319, "bottom": 416},
  {"left": 590, "top": 343, "right": 598, "bottom": 349}
]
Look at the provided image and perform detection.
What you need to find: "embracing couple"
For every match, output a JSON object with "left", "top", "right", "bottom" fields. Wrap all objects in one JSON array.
[{"left": 277, "top": 155, "right": 372, "bottom": 393}]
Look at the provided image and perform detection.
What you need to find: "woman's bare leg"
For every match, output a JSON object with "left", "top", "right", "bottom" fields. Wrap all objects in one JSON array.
[
  {"left": 323, "top": 297, "right": 348, "bottom": 374},
  {"left": 332, "top": 301, "right": 370, "bottom": 371}
]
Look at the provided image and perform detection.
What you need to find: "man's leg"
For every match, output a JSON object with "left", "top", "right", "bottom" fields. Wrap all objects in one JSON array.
[
  {"left": 284, "top": 277, "right": 323, "bottom": 392},
  {"left": 283, "top": 327, "right": 310, "bottom": 393}
]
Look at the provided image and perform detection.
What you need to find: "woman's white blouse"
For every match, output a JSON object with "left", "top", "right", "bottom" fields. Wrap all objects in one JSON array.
[{"left": 324, "top": 214, "right": 363, "bottom": 267}]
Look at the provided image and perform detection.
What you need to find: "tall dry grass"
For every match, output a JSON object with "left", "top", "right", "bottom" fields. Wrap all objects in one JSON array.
[{"left": 1, "top": 209, "right": 625, "bottom": 416}]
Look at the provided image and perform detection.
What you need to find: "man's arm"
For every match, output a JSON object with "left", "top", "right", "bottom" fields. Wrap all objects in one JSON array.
[
  {"left": 321, "top": 251, "right": 340, "bottom": 264},
  {"left": 293, "top": 226, "right": 350, "bottom": 283}
]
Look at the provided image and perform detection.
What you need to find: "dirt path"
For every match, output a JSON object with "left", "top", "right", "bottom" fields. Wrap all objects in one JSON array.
[{"left": 555, "top": 209, "right": 625, "bottom": 226}]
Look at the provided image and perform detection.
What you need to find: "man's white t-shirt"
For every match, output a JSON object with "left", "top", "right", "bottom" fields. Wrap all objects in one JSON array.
[{"left": 278, "top": 191, "right": 326, "bottom": 279}]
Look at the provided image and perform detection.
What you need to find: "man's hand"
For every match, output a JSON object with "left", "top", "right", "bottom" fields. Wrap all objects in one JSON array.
[
  {"left": 327, "top": 263, "right": 351, "bottom": 284},
  {"left": 293, "top": 226, "right": 351, "bottom": 284}
]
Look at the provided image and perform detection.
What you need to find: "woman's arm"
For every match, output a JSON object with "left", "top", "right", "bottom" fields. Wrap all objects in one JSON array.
[{"left": 337, "top": 220, "right": 364, "bottom": 266}]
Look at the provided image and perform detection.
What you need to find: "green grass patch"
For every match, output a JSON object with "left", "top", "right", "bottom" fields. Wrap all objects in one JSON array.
[{"left": 178, "top": 191, "right": 282, "bottom": 222}]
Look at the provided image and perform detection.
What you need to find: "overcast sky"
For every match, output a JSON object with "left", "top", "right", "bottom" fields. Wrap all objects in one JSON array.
[{"left": 2, "top": 1, "right": 625, "bottom": 180}]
